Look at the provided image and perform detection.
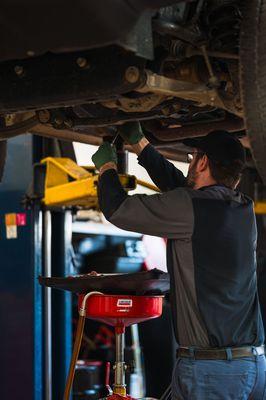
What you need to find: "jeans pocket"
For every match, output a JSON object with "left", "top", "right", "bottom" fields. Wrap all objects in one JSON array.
[{"left": 205, "top": 373, "right": 248, "bottom": 400}]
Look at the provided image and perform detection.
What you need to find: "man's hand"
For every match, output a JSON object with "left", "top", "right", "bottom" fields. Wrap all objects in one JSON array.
[
  {"left": 119, "top": 121, "right": 144, "bottom": 144},
  {"left": 92, "top": 142, "right": 117, "bottom": 173},
  {"left": 119, "top": 121, "right": 149, "bottom": 155}
]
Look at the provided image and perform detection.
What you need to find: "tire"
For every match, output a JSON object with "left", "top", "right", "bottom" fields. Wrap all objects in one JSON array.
[
  {"left": 0, "top": 140, "right": 7, "bottom": 182},
  {"left": 240, "top": 0, "right": 266, "bottom": 183}
]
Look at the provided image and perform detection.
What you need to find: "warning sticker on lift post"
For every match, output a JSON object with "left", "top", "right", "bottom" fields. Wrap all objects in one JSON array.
[
  {"left": 5, "top": 213, "right": 17, "bottom": 239},
  {"left": 4, "top": 213, "right": 27, "bottom": 239}
]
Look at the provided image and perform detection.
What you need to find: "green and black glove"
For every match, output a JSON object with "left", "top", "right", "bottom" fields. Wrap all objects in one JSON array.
[
  {"left": 92, "top": 142, "right": 117, "bottom": 170},
  {"left": 118, "top": 121, "right": 144, "bottom": 145}
]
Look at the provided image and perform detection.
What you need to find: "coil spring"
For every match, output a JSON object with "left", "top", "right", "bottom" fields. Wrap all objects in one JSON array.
[{"left": 205, "top": 0, "right": 241, "bottom": 53}]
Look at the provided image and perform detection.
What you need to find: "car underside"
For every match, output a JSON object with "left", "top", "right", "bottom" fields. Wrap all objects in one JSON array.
[{"left": 0, "top": 0, "right": 265, "bottom": 182}]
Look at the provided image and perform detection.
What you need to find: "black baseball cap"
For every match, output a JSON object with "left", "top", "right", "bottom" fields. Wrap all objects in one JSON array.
[{"left": 183, "top": 130, "right": 246, "bottom": 166}]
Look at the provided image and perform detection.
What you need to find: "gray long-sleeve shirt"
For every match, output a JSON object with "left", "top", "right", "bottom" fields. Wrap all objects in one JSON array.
[{"left": 98, "top": 144, "right": 264, "bottom": 348}]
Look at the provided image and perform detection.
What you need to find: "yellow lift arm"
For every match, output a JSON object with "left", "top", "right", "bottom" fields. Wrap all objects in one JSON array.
[
  {"left": 254, "top": 202, "right": 266, "bottom": 215},
  {"left": 40, "top": 157, "right": 137, "bottom": 208}
]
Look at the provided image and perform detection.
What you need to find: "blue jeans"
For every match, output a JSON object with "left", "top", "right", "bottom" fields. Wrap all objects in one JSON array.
[{"left": 172, "top": 355, "right": 266, "bottom": 399}]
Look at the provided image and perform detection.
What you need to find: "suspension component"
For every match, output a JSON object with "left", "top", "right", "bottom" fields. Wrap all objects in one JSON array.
[{"left": 204, "top": 0, "right": 242, "bottom": 53}]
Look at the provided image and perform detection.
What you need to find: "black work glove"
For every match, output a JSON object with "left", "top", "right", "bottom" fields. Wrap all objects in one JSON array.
[
  {"left": 118, "top": 121, "right": 144, "bottom": 145},
  {"left": 91, "top": 142, "right": 117, "bottom": 170}
]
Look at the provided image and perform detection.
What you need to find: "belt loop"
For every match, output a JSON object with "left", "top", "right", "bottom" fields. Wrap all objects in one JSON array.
[
  {"left": 225, "top": 348, "right": 232, "bottom": 361},
  {"left": 252, "top": 346, "right": 259, "bottom": 363},
  {"left": 189, "top": 347, "right": 195, "bottom": 360},
  {"left": 176, "top": 344, "right": 180, "bottom": 359}
]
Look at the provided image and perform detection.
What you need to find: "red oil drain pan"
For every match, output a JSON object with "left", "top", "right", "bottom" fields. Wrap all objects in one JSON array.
[{"left": 78, "top": 293, "right": 163, "bottom": 332}]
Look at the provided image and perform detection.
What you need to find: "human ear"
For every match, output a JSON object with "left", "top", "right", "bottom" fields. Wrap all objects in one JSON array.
[{"left": 197, "top": 154, "right": 209, "bottom": 172}]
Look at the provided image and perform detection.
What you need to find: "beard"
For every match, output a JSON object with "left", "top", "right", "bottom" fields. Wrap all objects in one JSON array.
[{"left": 186, "top": 163, "right": 198, "bottom": 188}]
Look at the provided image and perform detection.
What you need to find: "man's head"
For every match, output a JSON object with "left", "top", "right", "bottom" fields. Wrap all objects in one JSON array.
[{"left": 183, "top": 130, "right": 246, "bottom": 190}]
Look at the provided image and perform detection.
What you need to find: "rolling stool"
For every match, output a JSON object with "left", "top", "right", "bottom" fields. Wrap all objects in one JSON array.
[{"left": 64, "top": 292, "right": 164, "bottom": 400}]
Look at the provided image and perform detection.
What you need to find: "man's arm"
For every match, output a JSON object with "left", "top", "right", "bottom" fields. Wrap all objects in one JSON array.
[
  {"left": 98, "top": 168, "right": 193, "bottom": 239},
  {"left": 134, "top": 138, "right": 186, "bottom": 191},
  {"left": 119, "top": 123, "right": 187, "bottom": 192}
]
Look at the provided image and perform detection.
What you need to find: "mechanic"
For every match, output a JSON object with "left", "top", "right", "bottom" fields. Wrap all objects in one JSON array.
[{"left": 92, "top": 122, "right": 266, "bottom": 400}]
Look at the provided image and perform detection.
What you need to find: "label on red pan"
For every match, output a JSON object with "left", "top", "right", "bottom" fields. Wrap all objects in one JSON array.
[{"left": 117, "top": 299, "right": 133, "bottom": 308}]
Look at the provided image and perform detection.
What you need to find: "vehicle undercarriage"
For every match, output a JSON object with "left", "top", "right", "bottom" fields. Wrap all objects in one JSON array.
[{"left": 0, "top": 0, "right": 265, "bottom": 182}]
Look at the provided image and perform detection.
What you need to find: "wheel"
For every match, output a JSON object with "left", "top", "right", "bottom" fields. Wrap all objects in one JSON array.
[
  {"left": 0, "top": 140, "right": 7, "bottom": 182},
  {"left": 240, "top": 0, "right": 266, "bottom": 183}
]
